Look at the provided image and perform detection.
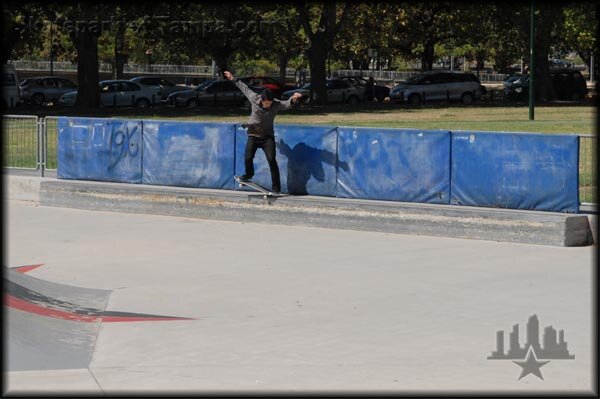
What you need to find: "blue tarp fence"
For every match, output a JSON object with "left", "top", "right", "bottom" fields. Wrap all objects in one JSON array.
[
  {"left": 57, "top": 117, "right": 580, "bottom": 213},
  {"left": 337, "top": 127, "right": 451, "bottom": 204},
  {"left": 450, "top": 131, "right": 579, "bottom": 213},
  {"left": 57, "top": 117, "right": 143, "bottom": 183},
  {"left": 142, "top": 120, "right": 236, "bottom": 190}
]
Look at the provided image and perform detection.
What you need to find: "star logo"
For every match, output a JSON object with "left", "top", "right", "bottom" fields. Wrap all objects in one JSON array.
[
  {"left": 512, "top": 347, "right": 550, "bottom": 380},
  {"left": 488, "top": 314, "right": 574, "bottom": 381}
]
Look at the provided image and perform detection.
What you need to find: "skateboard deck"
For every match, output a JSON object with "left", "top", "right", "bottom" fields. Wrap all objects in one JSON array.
[{"left": 234, "top": 176, "right": 284, "bottom": 198}]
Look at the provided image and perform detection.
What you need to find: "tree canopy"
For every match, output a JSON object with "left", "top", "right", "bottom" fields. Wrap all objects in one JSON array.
[{"left": 3, "top": 1, "right": 597, "bottom": 105}]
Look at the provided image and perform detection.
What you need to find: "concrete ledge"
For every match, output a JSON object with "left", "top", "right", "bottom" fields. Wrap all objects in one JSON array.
[
  {"left": 3, "top": 174, "right": 46, "bottom": 203},
  {"left": 39, "top": 179, "right": 595, "bottom": 247}
]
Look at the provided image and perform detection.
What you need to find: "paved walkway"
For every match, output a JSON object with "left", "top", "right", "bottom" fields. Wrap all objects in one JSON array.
[{"left": 4, "top": 201, "right": 595, "bottom": 395}]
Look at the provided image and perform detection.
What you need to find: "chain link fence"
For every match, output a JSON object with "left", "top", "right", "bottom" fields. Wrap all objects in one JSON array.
[
  {"left": 2, "top": 115, "right": 40, "bottom": 170},
  {"left": 579, "top": 135, "right": 597, "bottom": 205},
  {"left": 44, "top": 117, "right": 60, "bottom": 171}
]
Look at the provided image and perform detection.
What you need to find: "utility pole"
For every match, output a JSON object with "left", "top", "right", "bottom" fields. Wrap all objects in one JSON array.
[{"left": 529, "top": 0, "right": 535, "bottom": 121}]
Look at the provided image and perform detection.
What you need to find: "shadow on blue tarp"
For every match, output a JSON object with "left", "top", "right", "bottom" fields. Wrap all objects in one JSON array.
[{"left": 234, "top": 124, "right": 339, "bottom": 196}]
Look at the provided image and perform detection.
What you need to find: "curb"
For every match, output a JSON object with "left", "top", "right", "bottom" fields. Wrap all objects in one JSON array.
[{"left": 38, "top": 179, "right": 595, "bottom": 247}]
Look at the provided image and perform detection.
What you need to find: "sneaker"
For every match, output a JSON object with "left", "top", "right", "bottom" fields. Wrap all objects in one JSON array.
[
  {"left": 237, "top": 175, "right": 251, "bottom": 182},
  {"left": 272, "top": 188, "right": 281, "bottom": 195}
]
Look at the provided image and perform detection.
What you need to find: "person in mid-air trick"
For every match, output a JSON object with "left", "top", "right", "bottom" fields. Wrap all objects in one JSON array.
[{"left": 224, "top": 70, "right": 302, "bottom": 194}]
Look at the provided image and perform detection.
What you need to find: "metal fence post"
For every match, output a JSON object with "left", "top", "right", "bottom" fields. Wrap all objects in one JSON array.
[{"left": 39, "top": 117, "right": 46, "bottom": 177}]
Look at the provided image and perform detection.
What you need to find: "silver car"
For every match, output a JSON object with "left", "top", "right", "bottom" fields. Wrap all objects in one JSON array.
[
  {"left": 19, "top": 76, "right": 78, "bottom": 105},
  {"left": 58, "top": 80, "right": 161, "bottom": 108},
  {"left": 129, "top": 76, "right": 189, "bottom": 101},
  {"left": 389, "top": 72, "right": 484, "bottom": 105}
]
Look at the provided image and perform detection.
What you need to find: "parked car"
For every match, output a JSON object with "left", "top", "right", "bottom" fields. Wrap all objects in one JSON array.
[
  {"left": 281, "top": 79, "right": 361, "bottom": 104},
  {"left": 166, "top": 79, "right": 263, "bottom": 108},
  {"left": 1, "top": 64, "right": 20, "bottom": 108},
  {"left": 338, "top": 76, "right": 390, "bottom": 102},
  {"left": 58, "top": 80, "right": 161, "bottom": 108},
  {"left": 389, "top": 71, "right": 484, "bottom": 105},
  {"left": 166, "top": 79, "right": 215, "bottom": 107},
  {"left": 504, "top": 69, "right": 588, "bottom": 102},
  {"left": 19, "top": 76, "right": 78, "bottom": 105},
  {"left": 550, "top": 58, "right": 573, "bottom": 69},
  {"left": 503, "top": 74, "right": 522, "bottom": 86},
  {"left": 238, "top": 76, "right": 297, "bottom": 97},
  {"left": 129, "top": 76, "right": 189, "bottom": 101}
]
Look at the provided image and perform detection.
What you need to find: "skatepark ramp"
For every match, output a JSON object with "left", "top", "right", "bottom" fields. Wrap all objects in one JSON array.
[
  {"left": 5, "top": 265, "right": 110, "bottom": 371},
  {"left": 4, "top": 265, "right": 193, "bottom": 372}
]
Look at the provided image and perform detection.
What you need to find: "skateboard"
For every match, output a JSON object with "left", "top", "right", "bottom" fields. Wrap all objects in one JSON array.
[{"left": 234, "top": 176, "right": 284, "bottom": 199}]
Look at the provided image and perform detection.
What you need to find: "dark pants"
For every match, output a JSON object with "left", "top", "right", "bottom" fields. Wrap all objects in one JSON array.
[{"left": 244, "top": 135, "right": 281, "bottom": 191}]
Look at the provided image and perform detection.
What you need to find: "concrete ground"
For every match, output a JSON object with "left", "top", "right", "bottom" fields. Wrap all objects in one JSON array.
[{"left": 4, "top": 200, "right": 596, "bottom": 395}]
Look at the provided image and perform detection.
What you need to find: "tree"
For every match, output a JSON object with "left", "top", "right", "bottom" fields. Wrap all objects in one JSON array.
[
  {"left": 53, "top": 3, "right": 114, "bottom": 108},
  {"left": 255, "top": 4, "right": 305, "bottom": 83},
  {"left": 559, "top": 1, "right": 598, "bottom": 71},
  {"left": 1, "top": 3, "right": 47, "bottom": 63},
  {"left": 490, "top": 6, "right": 527, "bottom": 73},
  {"left": 489, "top": 3, "right": 570, "bottom": 101},
  {"left": 394, "top": 2, "right": 455, "bottom": 71},
  {"left": 333, "top": 3, "right": 406, "bottom": 73},
  {"left": 295, "top": 2, "right": 354, "bottom": 105},
  {"left": 451, "top": 4, "right": 499, "bottom": 75}
]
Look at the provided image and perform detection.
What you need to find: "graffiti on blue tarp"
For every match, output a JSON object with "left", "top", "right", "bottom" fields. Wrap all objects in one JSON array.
[{"left": 108, "top": 124, "right": 140, "bottom": 169}]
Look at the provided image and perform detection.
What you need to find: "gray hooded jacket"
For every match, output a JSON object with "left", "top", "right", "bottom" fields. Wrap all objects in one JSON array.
[{"left": 235, "top": 79, "right": 296, "bottom": 137}]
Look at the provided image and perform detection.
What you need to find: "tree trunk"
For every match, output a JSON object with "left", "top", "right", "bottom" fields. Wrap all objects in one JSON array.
[
  {"left": 533, "top": 52, "right": 553, "bottom": 101},
  {"left": 476, "top": 54, "right": 485, "bottom": 74},
  {"left": 577, "top": 49, "right": 591, "bottom": 72},
  {"left": 421, "top": 40, "right": 435, "bottom": 71},
  {"left": 74, "top": 28, "right": 100, "bottom": 108},
  {"left": 113, "top": 17, "right": 126, "bottom": 79},
  {"left": 532, "top": 4, "right": 562, "bottom": 102},
  {"left": 308, "top": 39, "right": 328, "bottom": 105},
  {"left": 213, "top": 53, "right": 230, "bottom": 78},
  {"left": 279, "top": 54, "right": 288, "bottom": 84}
]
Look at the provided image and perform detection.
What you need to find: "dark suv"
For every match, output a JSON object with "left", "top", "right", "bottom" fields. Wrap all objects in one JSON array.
[{"left": 504, "top": 69, "right": 588, "bottom": 102}]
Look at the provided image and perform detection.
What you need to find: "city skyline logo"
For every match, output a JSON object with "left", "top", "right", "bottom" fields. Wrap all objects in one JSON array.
[{"left": 488, "top": 314, "right": 575, "bottom": 380}]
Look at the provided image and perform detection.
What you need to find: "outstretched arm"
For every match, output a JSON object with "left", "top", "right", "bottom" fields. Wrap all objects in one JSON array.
[
  {"left": 278, "top": 92, "right": 303, "bottom": 111},
  {"left": 224, "top": 70, "right": 258, "bottom": 102}
]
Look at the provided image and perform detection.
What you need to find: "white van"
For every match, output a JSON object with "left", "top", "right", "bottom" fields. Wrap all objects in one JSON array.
[{"left": 2, "top": 64, "right": 20, "bottom": 108}]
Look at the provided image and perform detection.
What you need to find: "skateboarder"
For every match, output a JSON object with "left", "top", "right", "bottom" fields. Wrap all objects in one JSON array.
[{"left": 224, "top": 70, "right": 302, "bottom": 194}]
